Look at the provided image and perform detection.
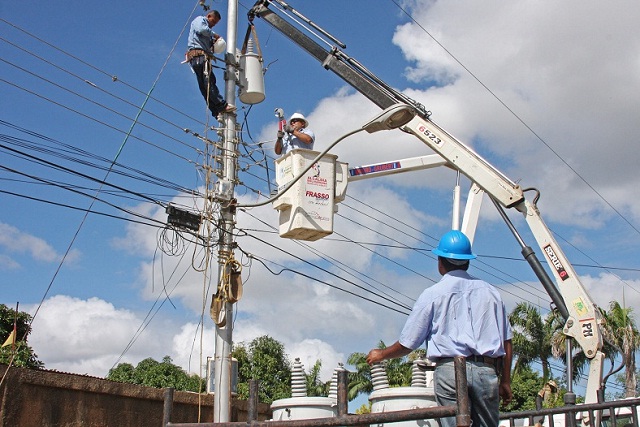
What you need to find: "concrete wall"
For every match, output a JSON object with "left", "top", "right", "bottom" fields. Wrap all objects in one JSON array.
[{"left": 0, "top": 364, "right": 271, "bottom": 427}]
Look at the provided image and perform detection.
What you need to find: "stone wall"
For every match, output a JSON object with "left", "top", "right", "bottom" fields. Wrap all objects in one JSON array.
[{"left": 0, "top": 364, "right": 271, "bottom": 427}]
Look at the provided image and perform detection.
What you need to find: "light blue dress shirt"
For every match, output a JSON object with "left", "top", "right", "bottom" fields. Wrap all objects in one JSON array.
[
  {"left": 187, "top": 16, "right": 217, "bottom": 56},
  {"left": 399, "top": 269, "right": 512, "bottom": 359}
]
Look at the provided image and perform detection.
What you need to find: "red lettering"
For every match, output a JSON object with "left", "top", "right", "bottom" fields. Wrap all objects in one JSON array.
[{"left": 305, "top": 190, "right": 329, "bottom": 199}]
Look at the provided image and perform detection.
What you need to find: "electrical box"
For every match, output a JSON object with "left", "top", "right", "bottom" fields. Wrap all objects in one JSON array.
[
  {"left": 273, "top": 149, "right": 348, "bottom": 241},
  {"left": 206, "top": 357, "right": 238, "bottom": 394}
]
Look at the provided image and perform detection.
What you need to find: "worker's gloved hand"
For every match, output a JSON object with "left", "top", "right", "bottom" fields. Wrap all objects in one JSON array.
[
  {"left": 277, "top": 130, "right": 284, "bottom": 138},
  {"left": 284, "top": 124, "right": 293, "bottom": 133}
]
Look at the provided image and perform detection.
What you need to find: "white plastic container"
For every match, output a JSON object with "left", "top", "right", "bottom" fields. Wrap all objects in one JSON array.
[{"left": 273, "top": 149, "right": 340, "bottom": 241}]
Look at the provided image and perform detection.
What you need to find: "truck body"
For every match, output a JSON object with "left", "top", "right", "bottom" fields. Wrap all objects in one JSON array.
[{"left": 247, "top": 0, "right": 619, "bottom": 419}]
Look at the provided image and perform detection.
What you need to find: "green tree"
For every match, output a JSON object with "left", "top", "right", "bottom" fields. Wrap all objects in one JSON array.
[
  {"left": 509, "top": 302, "right": 561, "bottom": 382},
  {"left": 601, "top": 301, "right": 640, "bottom": 397},
  {"left": 305, "top": 359, "right": 329, "bottom": 397},
  {"left": 0, "top": 303, "right": 44, "bottom": 369},
  {"left": 107, "top": 362, "right": 135, "bottom": 383},
  {"left": 501, "top": 365, "right": 564, "bottom": 412},
  {"left": 346, "top": 351, "right": 372, "bottom": 401},
  {"left": 231, "top": 335, "right": 291, "bottom": 404},
  {"left": 107, "top": 356, "right": 204, "bottom": 392}
]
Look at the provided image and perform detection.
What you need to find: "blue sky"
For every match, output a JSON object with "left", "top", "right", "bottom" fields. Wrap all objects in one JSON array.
[{"left": 2, "top": 0, "right": 640, "bottom": 404}]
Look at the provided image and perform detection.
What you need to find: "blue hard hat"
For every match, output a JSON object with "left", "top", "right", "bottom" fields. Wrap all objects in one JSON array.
[{"left": 432, "top": 230, "right": 477, "bottom": 260}]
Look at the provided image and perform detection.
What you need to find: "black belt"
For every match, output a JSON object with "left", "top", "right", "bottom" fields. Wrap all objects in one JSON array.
[{"left": 435, "top": 355, "right": 501, "bottom": 367}]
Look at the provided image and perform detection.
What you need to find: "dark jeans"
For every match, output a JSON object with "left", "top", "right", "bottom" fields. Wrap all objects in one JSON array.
[{"left": 189, "top": 56, "right": 226, "bottom": 116}]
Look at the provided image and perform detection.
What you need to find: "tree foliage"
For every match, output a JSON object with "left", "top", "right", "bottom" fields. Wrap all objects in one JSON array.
[
  {"left": 305, "top": 359, "right": 330, "bottom": 397},
  {"left": 501, "top": 365, "right": 563, "bottom": 412},
  {"left": 0, "top": 303, "right": 44, "bottom": 369},
  {"left": 509, "top": 302, "right": 562, "bottom": 382},
  {"left": 232, "top": 335, "right": 291, "bottom": 404},
  {"left": 107, "top": 356, "right": 204, "bottom": 392},
  {"left": 346, "top": 341, "right": 421, "bottom": 402},
  {"left": 601, "top": 301, "right": 640, "bottom": 397}
]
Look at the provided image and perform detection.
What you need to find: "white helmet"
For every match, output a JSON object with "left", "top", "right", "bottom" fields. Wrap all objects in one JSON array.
[
  {"left": 289, "top": 113, "right": 309, "bottom": 128},
  {"left": 213, "top": 37, "right": 226, "bottom": 54}
]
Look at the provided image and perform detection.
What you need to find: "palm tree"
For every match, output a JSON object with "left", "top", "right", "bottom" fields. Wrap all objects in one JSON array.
[
  {"left": 600, "top": 301, "right": 640, "bottom": 397},
  {"left": 509, "top": 302, "right": 562, "bottom": 382},
  {"left": 347, "top": 351, "right": 372, "bottom": 401},
  {"left": 346, "top": 341, "right": 421, "bottom": 401},
  {"left": 305, "top": 359, "right": 329, "bottom": 397}
]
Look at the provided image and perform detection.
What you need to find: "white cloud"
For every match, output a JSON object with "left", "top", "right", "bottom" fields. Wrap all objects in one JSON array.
[
  {"left": 0, "top": 222, "right": 80, "bottom": 266},
  {"left": 287, "top": 339, "right": 344, "bottom": 383},
  {"left": 385, "top": 1, "right": 640, "bottom": 227},
  {"left": 28, "top": 295, "right": 180, "bottom": 377}
]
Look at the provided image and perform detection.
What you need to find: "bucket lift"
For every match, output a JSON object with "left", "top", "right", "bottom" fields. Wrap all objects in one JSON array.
[
  {"left": 272, "top": 148, "right": 348, "bottom": 241},
  {"left": 252, "top": 0, "right": 604, "bottom": 411}
]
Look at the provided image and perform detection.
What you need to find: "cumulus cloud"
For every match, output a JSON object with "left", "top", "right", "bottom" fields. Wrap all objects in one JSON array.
[
  {"left": 0, "top": 222, "right": 80, "bottom": 267},
  {"left": 28, "top": 295, "right": 180, "bottom": 376}
]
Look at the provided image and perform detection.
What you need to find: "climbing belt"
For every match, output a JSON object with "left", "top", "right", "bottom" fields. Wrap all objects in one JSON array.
[{"left": 210, "top": 256, "right": 243, "bottom": 327}]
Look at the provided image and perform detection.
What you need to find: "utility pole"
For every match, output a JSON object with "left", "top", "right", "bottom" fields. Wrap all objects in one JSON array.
[{"left": 213, "top": 0, "right": 238, "bottom": 422}]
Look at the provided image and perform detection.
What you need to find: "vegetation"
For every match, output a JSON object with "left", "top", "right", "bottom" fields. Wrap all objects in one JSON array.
[
  {"left": 509, "top": 302, "right": 562, "bottom": 382},
  {"left": 0, "top": 303, "right": 44, "bottom": 369},
  {"left": 600, "top": 301, "right": 640, "bottom": 397},
  {"left": 502, "top": 366, "right": 564, "bottom": 412},
  {"left": 107, "top": 356, "right": 204, "bottom": 392},
  {"left": 346, "top": 341, "right": 423, "bottom": 401},
  {"left": 304, "top": 359, "right": 330, "bottom": 397},
  {"left": 232, "top": 335, "right": 292, "bottom": 404}
]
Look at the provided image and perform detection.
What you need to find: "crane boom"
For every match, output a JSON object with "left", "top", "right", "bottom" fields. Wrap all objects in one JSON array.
[{"left": 249, "top": 0, "right": 604, "bottom": 403}]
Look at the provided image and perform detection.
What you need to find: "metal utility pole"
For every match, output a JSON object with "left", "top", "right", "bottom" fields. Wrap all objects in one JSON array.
[{"left": 213, "top": 0, "right": 239, "bottom": 422}]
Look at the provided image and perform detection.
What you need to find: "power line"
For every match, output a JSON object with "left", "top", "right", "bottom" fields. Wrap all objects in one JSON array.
[{"left": 388, "top": 0, "right": 640, "bottom": 236}]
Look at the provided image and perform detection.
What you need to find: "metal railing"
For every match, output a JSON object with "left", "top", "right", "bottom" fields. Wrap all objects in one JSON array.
[
  {"left": 163, "top": 356, "right": 471, "bottom": 427},
  {"left": 499, "top": 397, "right": 640, "bottom": 427}
]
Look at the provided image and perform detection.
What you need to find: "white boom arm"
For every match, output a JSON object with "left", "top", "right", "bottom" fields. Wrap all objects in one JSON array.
[
  {"left": 403, "top": 114, "right": 604, "bottom": 402},
  {"left": 250, "top": 0, "right": 604, "bottom": 403}
]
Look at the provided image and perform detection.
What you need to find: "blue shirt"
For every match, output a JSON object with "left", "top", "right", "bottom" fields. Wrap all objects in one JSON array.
[
  {"left": 399, "top": 270, "right": 512, "bottom": 359},
  {"left": 187, "top": 16, "right": 217, "bottom": 56},
  {"left": 281, "top": 128, "right": 315, "bottom": 154}
]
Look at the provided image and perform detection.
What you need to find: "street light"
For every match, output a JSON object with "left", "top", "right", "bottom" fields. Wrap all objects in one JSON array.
[
  {"left": 361, "top": 103, "right": 417, "bottom": 134},
  {"left": 237, "top": 103, "right": 418, "bottom": 208}
]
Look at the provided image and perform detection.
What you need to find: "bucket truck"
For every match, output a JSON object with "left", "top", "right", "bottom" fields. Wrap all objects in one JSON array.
[{"left": 247, "top": 0, "right": 605, "bottom": 411}]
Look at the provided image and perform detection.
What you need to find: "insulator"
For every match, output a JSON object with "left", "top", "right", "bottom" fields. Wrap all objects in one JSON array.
[
  {"left": 291, "top": 358, "right": 307, "bottom": 397},
  {"left": 328, "top": 362, "right": 345, "bottom": 401},
  {"left": 411, "top": 360, "right": 427, "bottom": 387},
  {"left": 371, "top": 363, "right": 389, "bottom": 391}
]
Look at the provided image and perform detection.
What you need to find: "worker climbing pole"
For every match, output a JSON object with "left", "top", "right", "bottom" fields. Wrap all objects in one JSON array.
[
  {"left": 181, "top": 1, "right": 266, "bottom": 422},
  {"left": 185, "top": 8, "right": 236, "bottom": 119}
]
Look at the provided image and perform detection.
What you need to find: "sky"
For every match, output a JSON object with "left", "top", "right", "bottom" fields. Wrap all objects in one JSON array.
[{"left": 2, "top": 0, "right": 640, "bottom": 406}]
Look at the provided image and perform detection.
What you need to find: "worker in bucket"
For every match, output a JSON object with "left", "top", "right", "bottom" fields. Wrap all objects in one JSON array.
[
  {"left": 366, "top": 230, "right": 513, "bottom": 427},
  {"left": 185, "top": 10, "right": 236, "bottom": 118},
  {"left": 275, "top": 113, "right": 315, "bottom": 155}
]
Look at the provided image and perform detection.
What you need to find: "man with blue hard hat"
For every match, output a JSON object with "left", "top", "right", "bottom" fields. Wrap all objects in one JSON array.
[{"left": 366, "top": 230, "right": 513, "bottom": 427}]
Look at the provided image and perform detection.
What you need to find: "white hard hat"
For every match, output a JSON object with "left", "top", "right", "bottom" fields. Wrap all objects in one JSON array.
[
  {"left": 289, "top": 113, "right": 309, "bottom": 128},
  {"left": 213, "top": 37, "right": 226, "bottom": 54}
]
